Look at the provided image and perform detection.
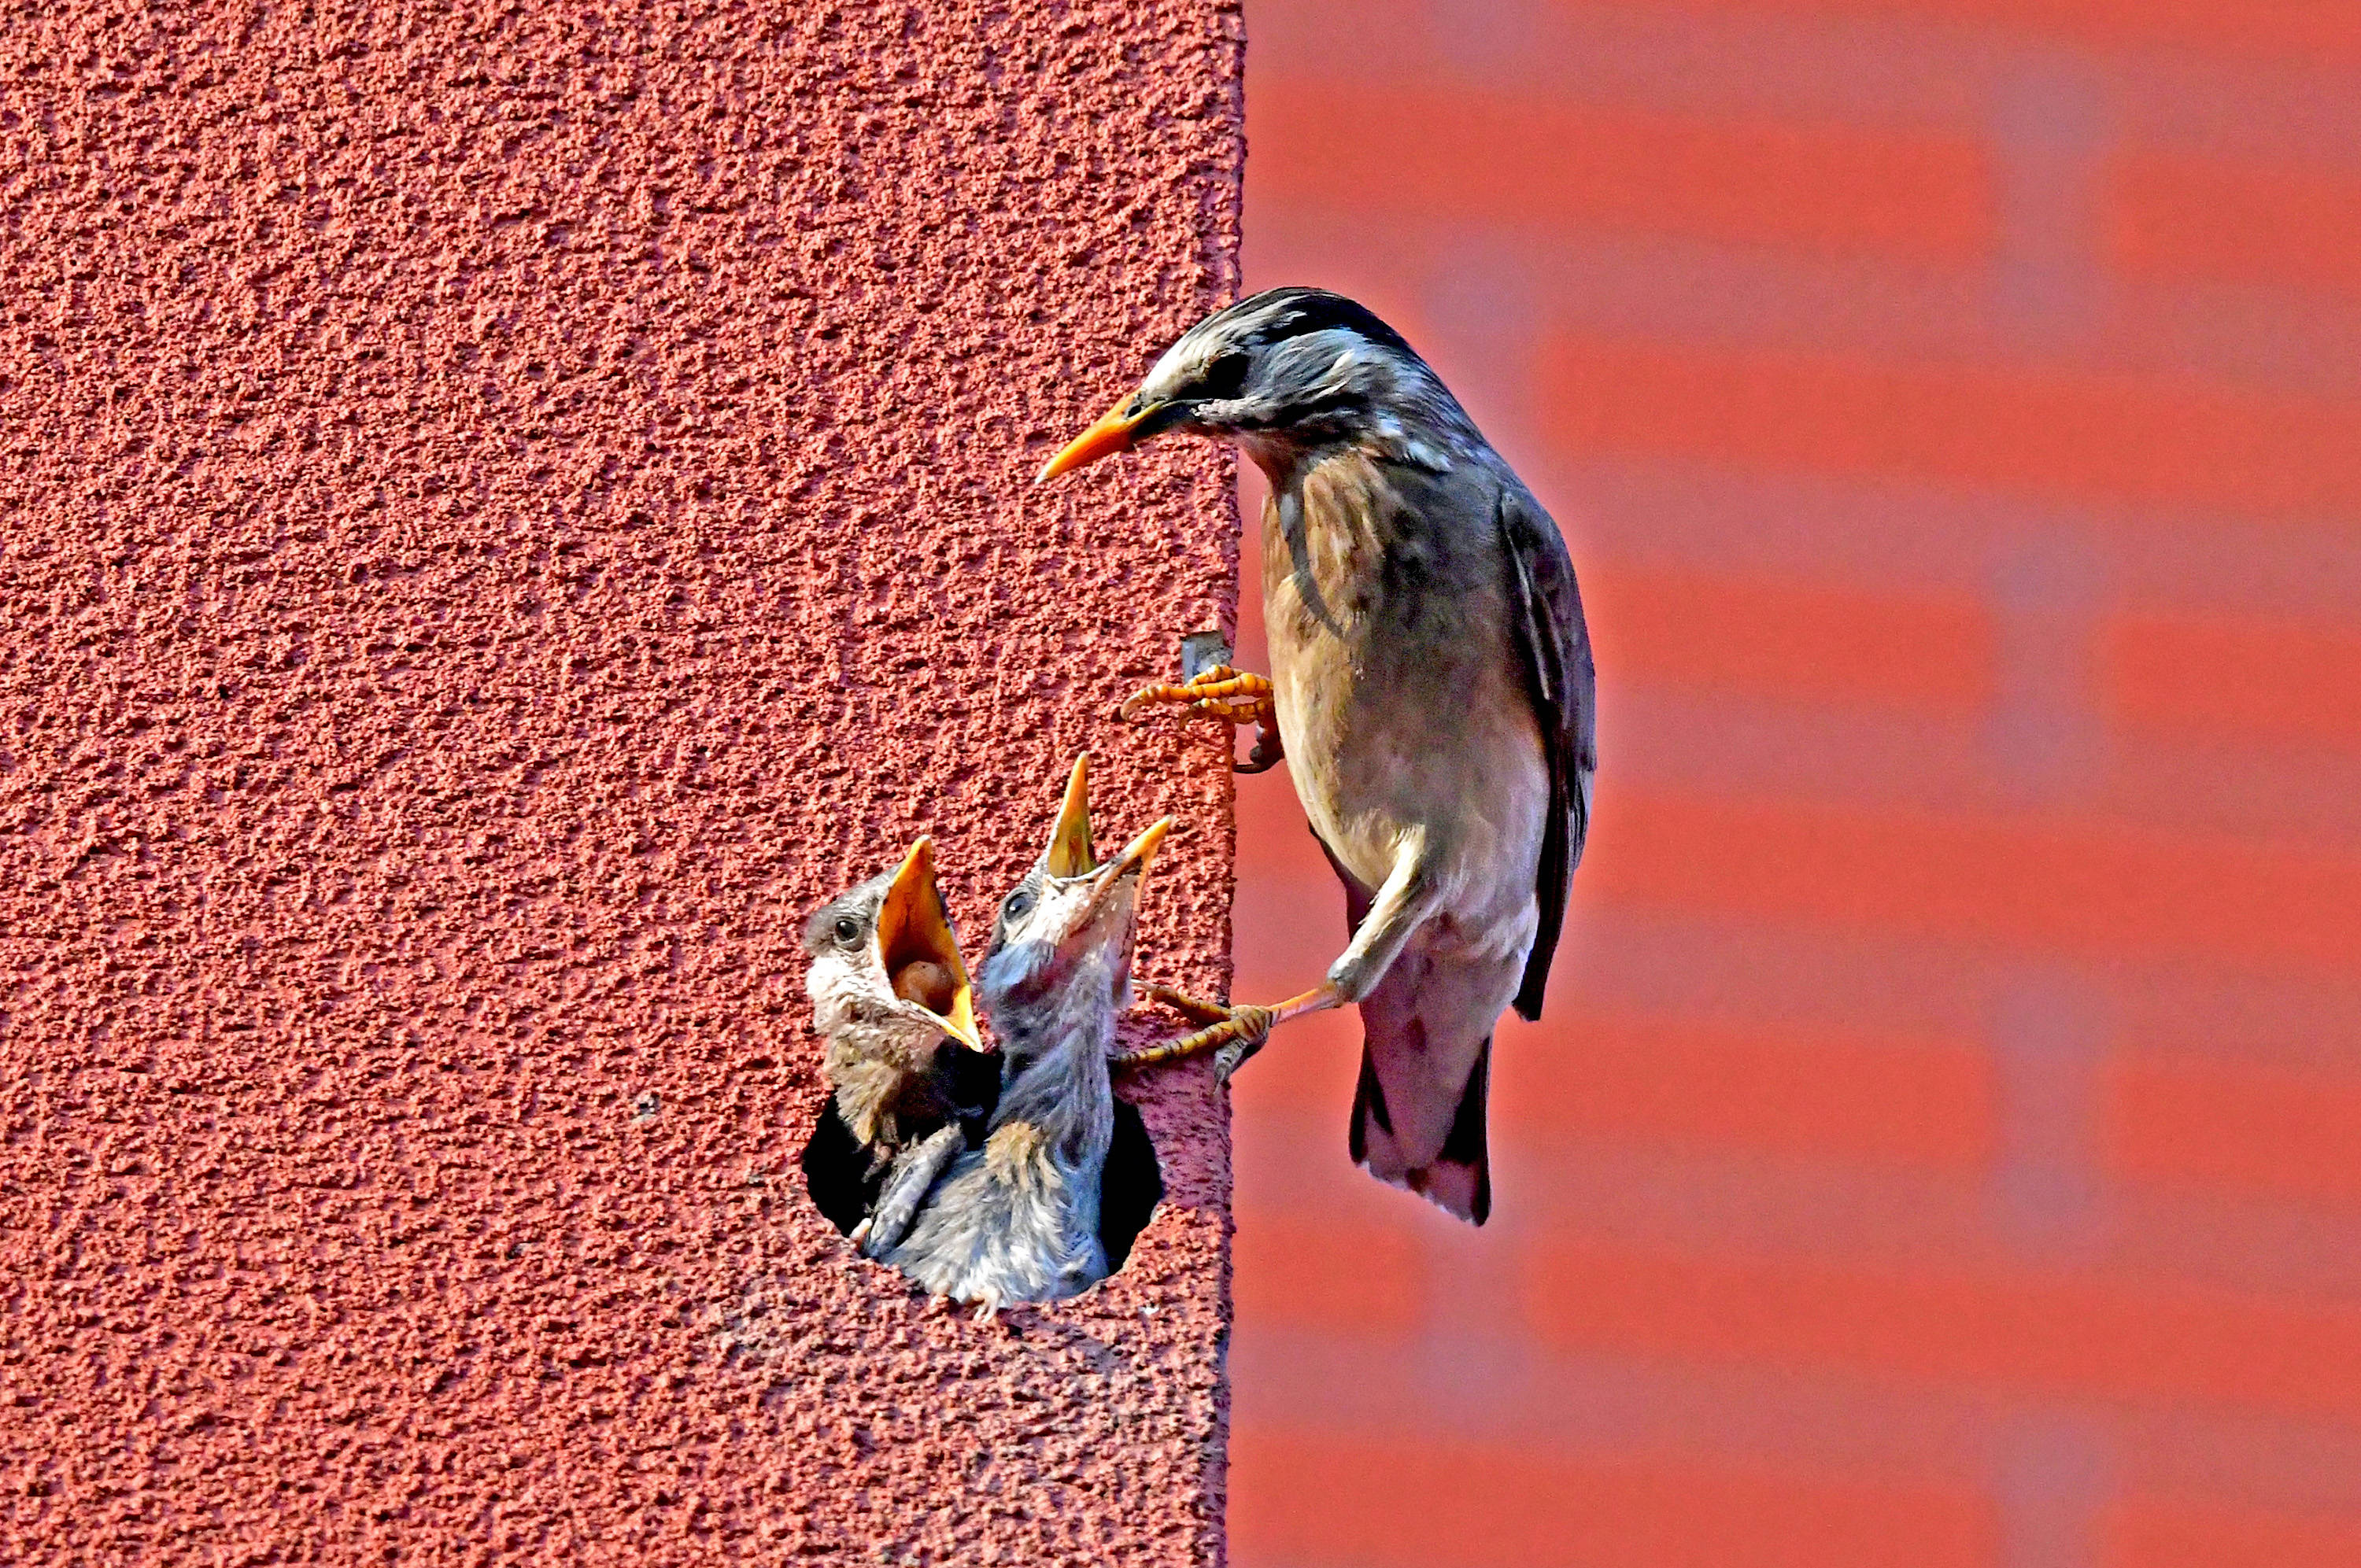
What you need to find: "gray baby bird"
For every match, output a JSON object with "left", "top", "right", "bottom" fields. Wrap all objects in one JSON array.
[
  {"left": 877, "top": 758, "right": 1172, "bottom": 1318},
  {"left": 1042, "top": 286, "right": 1597, "bottom": 1225},
  {"left": 801, "top": 837, "right": 990, "bottom": 1253}
]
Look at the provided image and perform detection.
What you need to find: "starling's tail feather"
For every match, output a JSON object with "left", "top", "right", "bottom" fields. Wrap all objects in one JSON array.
[
  {"left": 1315, "top": 829, "right": 1501, "bottom": 1227},
  {"left": 1350, "top": 1036, "right": 1491, "bottom": 1226}
]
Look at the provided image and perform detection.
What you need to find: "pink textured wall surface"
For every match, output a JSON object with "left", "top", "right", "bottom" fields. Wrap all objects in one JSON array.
[{"left": 0, "top": 4, "right": 1243, "bottom": 1562}]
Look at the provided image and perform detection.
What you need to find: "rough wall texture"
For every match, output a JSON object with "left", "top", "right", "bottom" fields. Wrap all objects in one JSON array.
[{"left": 0, "top": 3, "right": 1243, "bottom": 1562}]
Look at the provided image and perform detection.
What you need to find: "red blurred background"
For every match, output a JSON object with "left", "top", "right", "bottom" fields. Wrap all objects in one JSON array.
[{"left": 1221, "top": 4, "right": 2361, "bottom": 1565}]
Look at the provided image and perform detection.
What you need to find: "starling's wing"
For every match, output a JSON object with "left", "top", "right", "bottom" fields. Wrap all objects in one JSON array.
[
  {"left": 1496, "top": 485, "right": 1598, "bottom": 1021},
  {"left": 859, "top": 1122, "right": 967, "bottom": 1258}
]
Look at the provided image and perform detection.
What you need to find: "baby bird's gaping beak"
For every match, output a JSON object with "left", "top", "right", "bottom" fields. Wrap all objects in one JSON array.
[
  {"left": 876, "top": 836, "right": 984, "bottom": 1050},
  {"left": 1082, "top": 816, "right": 1170, "bottom": 913},
  {"left": 1046, "top": 755, "right": 1097, "bottom": 877},
  {"left": 1040, "top": 754, "right": 1170, "bottom": 921}
]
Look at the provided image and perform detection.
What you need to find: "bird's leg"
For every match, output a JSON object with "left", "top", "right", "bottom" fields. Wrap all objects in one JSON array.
[
  {"left": 1119, "top": 842, "right": 1443, "bottom": 1076},
  {"left": 1118, "top": 665, "right": 1284, "bottom": 774},
  {"left": 1322, "top": 843, "right": 1441, "bottom": 1005}
]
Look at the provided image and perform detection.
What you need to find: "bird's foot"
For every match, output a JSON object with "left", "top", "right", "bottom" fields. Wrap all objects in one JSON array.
[
  {"left": 1113, "top": 996, "right": 1273, "bottom": 1077},
  {"left": 1118, "top": 665, "right": 1284, "bottom": 773},
  {"left": 1117, "top": 982, "right": 1342, "bottom": 1079},
  {"left": 1135, "top": 982, "right": 1239, "bottom": 1027}
]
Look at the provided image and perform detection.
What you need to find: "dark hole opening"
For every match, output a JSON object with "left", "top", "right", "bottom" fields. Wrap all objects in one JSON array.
[{"left": 799, "top": 1050, "right": 1163, "bottom": 1275}]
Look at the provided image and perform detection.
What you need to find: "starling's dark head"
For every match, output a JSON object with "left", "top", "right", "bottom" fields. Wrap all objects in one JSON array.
[
  {"left": 1038, "top": 286, "right": 1476, "bottom": 481},
  {"left": 977, "top": 756, "right": 1170, "bottom": 1031},
  {"left": 804, "top": 836, "right": 984, "bottom": 1056}
]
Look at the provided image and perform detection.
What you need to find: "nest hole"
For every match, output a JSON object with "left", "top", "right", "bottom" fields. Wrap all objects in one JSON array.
[{"left": 800, "top": 1057, "right": 1163, "bottom": 1275}]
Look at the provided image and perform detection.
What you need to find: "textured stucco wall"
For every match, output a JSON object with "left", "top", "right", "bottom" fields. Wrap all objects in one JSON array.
[{"left": 0, "top": 4, "right": 1243, "bottom": 1562}]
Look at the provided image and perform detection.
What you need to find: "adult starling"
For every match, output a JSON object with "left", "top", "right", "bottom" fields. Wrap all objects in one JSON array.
[
  {"left": 878, "top": 758, "right": 1172, "bottom": 1315},
  {"left": 1041, "top": 286, "right": 1596, "bottom": 1224},
  {"left": 800, "top": 838, "right": 992, "bottom": 1252}
]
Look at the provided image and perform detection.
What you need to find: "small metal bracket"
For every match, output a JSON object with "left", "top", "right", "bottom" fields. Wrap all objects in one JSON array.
[{"left": 1177, "top": 630, "right": 1232, "bottom": 683}]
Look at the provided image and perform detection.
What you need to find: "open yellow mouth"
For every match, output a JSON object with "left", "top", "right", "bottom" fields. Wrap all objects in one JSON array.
[
  {"left": 1044, "top": 754, "right": 1172, "bottom": 917},
  {"left": 876, "top": 836, "right": 982, "bottom": 1050}
]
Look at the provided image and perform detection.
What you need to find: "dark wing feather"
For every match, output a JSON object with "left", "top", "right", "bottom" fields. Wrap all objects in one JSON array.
[{"left": 1496, "top": 487, "right": 1597, "bottom": 1021}]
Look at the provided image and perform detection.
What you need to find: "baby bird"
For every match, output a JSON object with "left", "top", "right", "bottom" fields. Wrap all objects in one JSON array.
[
  {"left": 800, "top": 837, "right": 992, "bottom": 1252},
  {"left": 879, "top": 758, "right": 1171, "bottom": 1317}
]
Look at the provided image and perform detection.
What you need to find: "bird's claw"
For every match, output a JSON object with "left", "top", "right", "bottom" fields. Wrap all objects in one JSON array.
[
  {"left": 1237, "top": 721, "right": 1284, "bottom": 773},
  {"left": 1113, "top": 994, "right": 1279, "bottom": 1076},
  {"left": 1119, "top": 665, "right": 1284, "bottom": 773},
  {"left": 1213, "top": 1031, "right": 1267, "bottom": 1079},
  {"left": 1120, "top": 664, "right": 1279, "bottom": 737},
  {"left": 1135, "top": 982, "right": 1236, "bottom": 1026}
]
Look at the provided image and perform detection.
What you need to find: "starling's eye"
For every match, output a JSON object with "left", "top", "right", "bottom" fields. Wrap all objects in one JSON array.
[
  {"left": 833, "top": 916, "right": 861, "bottom": 947},
  {"left": 1195, "top": 348, "right": 1251, "bottom": 402},
  {"left": 1002, "top": 890, "right": 1034, "bottom": 921}
]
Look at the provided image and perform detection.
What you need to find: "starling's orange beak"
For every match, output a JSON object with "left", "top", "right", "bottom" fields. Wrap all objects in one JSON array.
[
  {"left": 877, "top": 836, "right": 983, "bottom": 1050},
  {"left": 1045, "top": 755, "right": 1096, "bottom": 876},
  {"left": 1037, "top": 395, "right": 1162, "bottom": 482}
]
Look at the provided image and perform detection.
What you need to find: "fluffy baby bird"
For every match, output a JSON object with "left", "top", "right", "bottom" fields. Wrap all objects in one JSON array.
[
  {"left": 801, "top": 837, "right": 992, "bottom": 1253},
  {"left": 878, "top": 758, "right": 1171, "bottom": 1317}
]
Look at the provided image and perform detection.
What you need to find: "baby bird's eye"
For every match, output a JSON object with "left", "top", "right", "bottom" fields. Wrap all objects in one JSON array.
[
  {"left": 833, "top": 915, "right": 862, "bottom": 946},
  {"left": 1002, "top": 891, "right": 1034, "bottom": 921}
]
